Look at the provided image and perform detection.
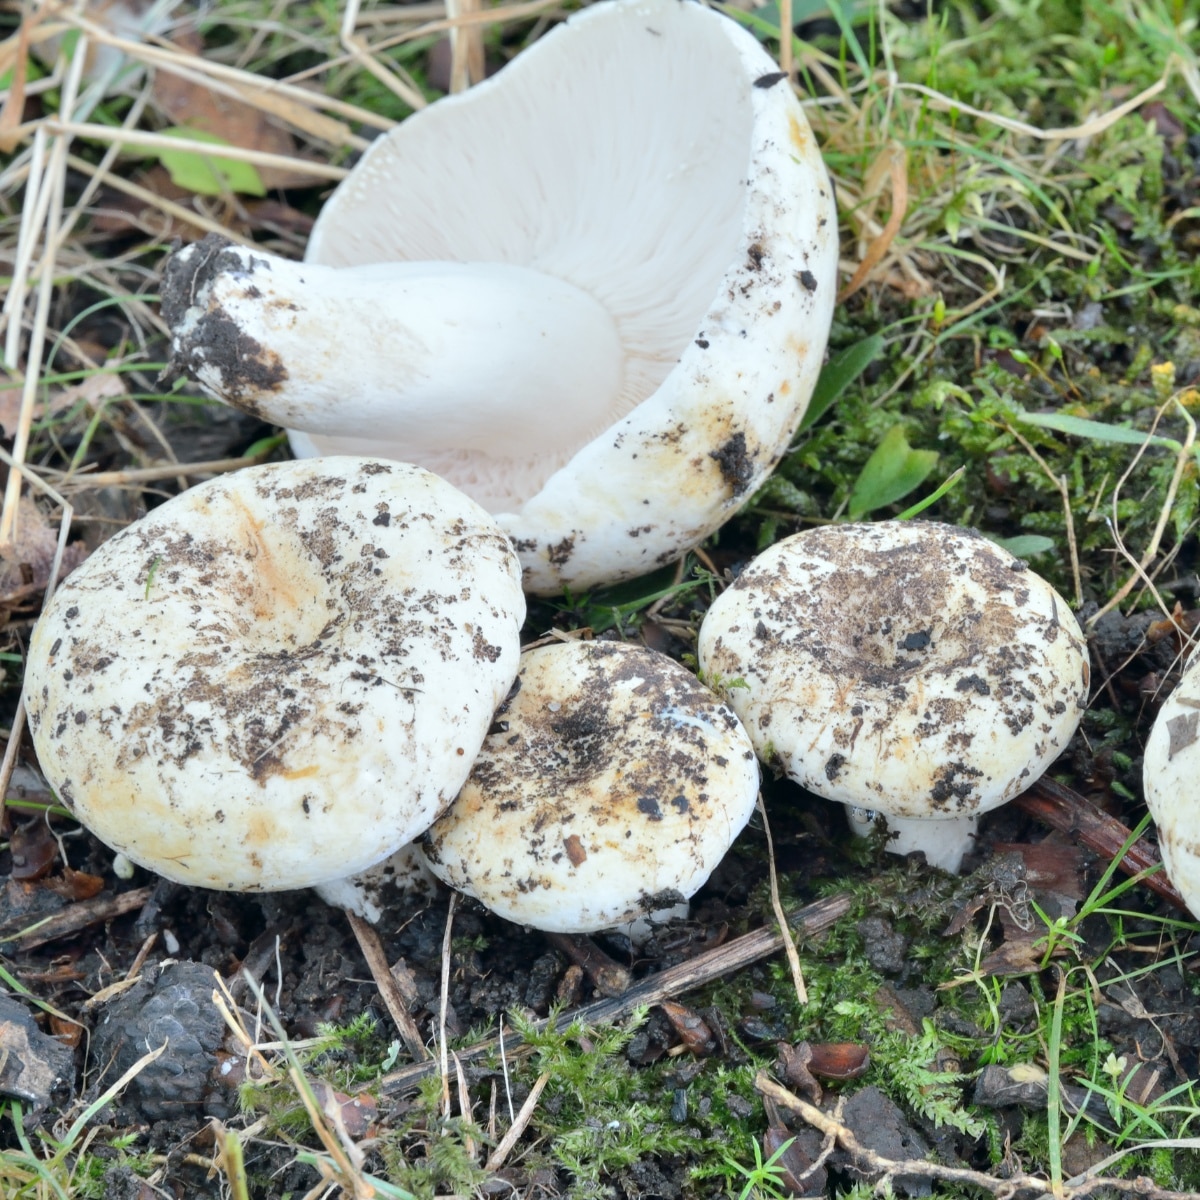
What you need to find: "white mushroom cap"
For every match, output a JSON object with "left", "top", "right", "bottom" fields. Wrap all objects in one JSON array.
[
  {"left": 24, "top": 458, "right": 525, "bottom": 892},
  {"left": 162, "top": 0, "right": 837, "bottom": 595},
  {"left": 697, "top": 521, "right": 1090, "bottom": 849},
  {"left": 1143, "top": 646, "right": 1200, "bottom": 917},
  {"left": 420, "top": 640, "right": 761, "bottom": 933}
]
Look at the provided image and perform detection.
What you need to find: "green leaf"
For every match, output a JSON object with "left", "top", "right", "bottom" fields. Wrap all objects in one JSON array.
[
  {"left": 0, "top": 55, "right": 44, "bottom": 89},
  {"left": 848, "top": 425, "right": 938, "bottom": 521},
  {"left": 800, "top": 333, "right": 885, "bottom": 432},
  {"left": 991, "top": 534, "right": 1056, "bottom": 559},
  {"left": 155, "top": 128, "right": 266, "bottom": 197},
  {"left": 1019, "top": 411, "right": 1180, "bottom": 451},
  {"left": 242, "top": 433, "right": 289, "bottom": 459},
  {"left": 895, "top": 466, "right": 965, "bottom": 520}
]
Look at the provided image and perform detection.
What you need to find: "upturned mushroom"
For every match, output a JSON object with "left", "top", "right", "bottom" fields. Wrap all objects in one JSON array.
[
  {"left": 24, "top": 457, "right": 525, "bottom": 891},
  {"left": 1143, "top": 645, "right": 1200, "bottom": 917},
  {"left": 420, "top": 639, "right": 761, "bottom": 933},
  {"left": 697, "top": 521, "right": 1090, "bottom": 872},
  {"left": 159, "top": 0, "right": 838, "bottom": 594}
]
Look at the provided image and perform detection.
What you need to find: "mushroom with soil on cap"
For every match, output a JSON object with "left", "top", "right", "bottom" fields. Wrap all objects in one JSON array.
[
  {"left": 159, "top": 0, "right": 838, "bottom": 596},
  {"left": 697, "top": 520, "right": 1091, "bottom": 872},
  {"left": 23, "top": 457, "right": 525, "bottom": 892},
  {"left": 1143, "top": 643, "right": 1200, "bottom": 918},
  {"left": 419, "top": 639, "right": 761, "bottom": 934}
]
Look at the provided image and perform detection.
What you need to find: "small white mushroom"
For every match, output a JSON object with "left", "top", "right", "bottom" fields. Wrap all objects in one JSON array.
[
  {"left": 1143, "top": 645, "right": 1200, "bottom": 917},
  {"left": 24, "top": 458, "right": 525, "bottom": 892},
  {"left": 160, "top": 0, "right": 838, "bottom": 594},
  {"left": 420, "top": 640, "right": 761, "bottom": 933},
  {"left": 697, "top": 521, "right": 1091, "bottom": 872}
]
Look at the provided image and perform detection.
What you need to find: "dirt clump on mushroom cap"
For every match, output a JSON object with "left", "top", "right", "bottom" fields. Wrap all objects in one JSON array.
[
  {"left": 421, "top": 639, "right": 761, "bottom": 933},
  {"left": 24, "top": 457, "right": 526, "bottom": 893},
  {"left": 697, "top": 520, "right": 1090, "bottom": 822}
]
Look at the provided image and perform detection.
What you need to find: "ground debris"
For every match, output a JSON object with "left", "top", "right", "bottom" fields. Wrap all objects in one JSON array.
[
  {"left": 840, "top": 1085, "right": 933, "bottom": 1196},
  {"left": 0, "top": 992, "right": 75, "bottom": 1112},
  {"left": 90, "top": 960, "right": 235, "bottom": 1123}
]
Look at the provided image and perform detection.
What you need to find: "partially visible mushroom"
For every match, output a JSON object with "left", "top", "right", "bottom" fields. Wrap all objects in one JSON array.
[
  {"left": 1143, "top": 645, "right": 1200, "bottom": 917},
  {"left": 160, "top": 0, "right": 838, "bottom": 594},
  {"left": 24, "top": 458, "right": 525, "bottom": 891},
  {"left": 420, "top": 640, "right": 761, "bottom": 933},
  {"left": 697, "top": 521, "right": 1090, "bottom": 872},
  {"left": 313, "top": 844, "right": 440, "bottom": 925}
]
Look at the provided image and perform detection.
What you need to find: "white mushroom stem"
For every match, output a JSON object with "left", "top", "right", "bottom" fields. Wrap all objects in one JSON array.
[
  {"left": 162, "top": 240, "right": 623, "bottom": 456},
  {"left": 315, "top": 844, "right": 440, "bottom": 925},
  {"left": 845, "top": 805, "right": 978, "bottom": 874}
]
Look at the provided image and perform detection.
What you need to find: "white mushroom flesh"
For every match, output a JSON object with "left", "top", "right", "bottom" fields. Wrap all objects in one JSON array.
[
  {"left": 1143, "top": 647, "right": 1200, "bottom": 917},
  {"left": 165, "top": 254, "right": 623, "bottom": 458},
  {"left": 420, "top": 640, "right": 761, "bottom": 933},
  {"left": 315, "top": 843, "right": 441, "bottom": 925},
  {"left": 697, "top": 521, "right": 1091, "bottom": 824},
  {"left": 162, "top": 0, "right": 838, "bottom": 594},
  {"left": 24, "top": 458, "right": 525, "bottom": 891}
]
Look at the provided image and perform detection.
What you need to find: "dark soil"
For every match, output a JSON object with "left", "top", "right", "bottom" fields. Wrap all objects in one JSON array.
[{"left": 2, "top": 531, "right": 1198, "bottom": 1196}]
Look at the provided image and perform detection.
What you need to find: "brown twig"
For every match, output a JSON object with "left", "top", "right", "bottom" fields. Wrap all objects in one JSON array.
[
  {"left": 757, "top": 1072, "right": 1200, "bottom": 1200},
  {"left": 1014, "top": 779, "right": 1186, "bottom": 911},
  {"left": 345, "top": 910, "right": 430, "bottom": 1063},
  {"left": 542, "top": 932, "right": 632, "bottom": 998},
  {"left": 0, "top": 886, "right": 153, "bottom": 950},
  {"left": 378, "top": 891, "right": 853, "bottom": 1095},
  {"left": 54, "top": 450, "right": 280, "bottom": 489},
  {"left": 758, "top": 794, "right": 807, "bottom": 1004}
]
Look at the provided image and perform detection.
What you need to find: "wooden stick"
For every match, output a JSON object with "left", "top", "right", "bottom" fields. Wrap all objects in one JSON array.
[
  {"left": 345, "top": 911, "right": 431, "bottom": 1063},
  {"left": 378, "top": 891, "right": 853, "bottom": 1095},
  {"left": 757, "top": 1072, "right": 1200, "bottom": 1200},
  {"left": 1015, "top": 779, "right": 1186, "bottom": 911},
  {"left": 542, "top": 931, "right": 632, "bottom": 998},
  {"left": 1, "top": 886, "right": 154, "bottom": 950},
  {"left": 483, "top": 1071, "right": 549, "bottom": 1172},
  {"left": 55, "top": 450, "right": 279, "bottom": 489}
]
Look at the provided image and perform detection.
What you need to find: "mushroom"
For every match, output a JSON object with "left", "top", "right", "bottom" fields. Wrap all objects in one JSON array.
[
  {"left": 23, "top": 457, "right": 525, "bottom": 892},
  {"left": 313, "top": 843, "right": 440, "bottom": 925},
  {"left": 1143, "top": 645, "right": 1200, "bottom": 917},
  {"left": 419, "top": 639, "right": 761, "bottom": 933},
  {"left": 697, "top": 521, "right": 1090, "bottom": 872},
  {"left": 159, "top": 0, "right": 838, "bottom": 595}
]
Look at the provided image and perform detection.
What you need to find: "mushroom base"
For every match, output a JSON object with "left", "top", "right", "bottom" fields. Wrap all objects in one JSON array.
[{"left": 845, "top": 805, "right": 979, "bottom": 874}]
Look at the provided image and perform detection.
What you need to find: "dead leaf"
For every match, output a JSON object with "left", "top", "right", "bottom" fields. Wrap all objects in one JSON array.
[
  {"left": 555, "top": 963, "right": 583, "bottom": 1008},
  {"left": 659, "top": 1001, "right": 716, "bottom": 1057},
  {"left": 991, "top": 841, "right": 1084, "bottom": 900},
  {"left": 871, "top": 984, "right": 922, "bottom": 1035},
  {"left": 975, "top": 929, "right": 1047, "bottom": 977},
  {"left": 44, "top": 867, "right": 106, "bottom": 902},
  {"left": 777, "top": 1041, "right": 821, "bottom": 1103},
  {"left": 311, "top": 1078, "right": 377, "bottom": 1140},
  {"left": 152, "top": 29, "right": 313, "bottom": 191},
  {"left": 807, "top": 1041, "right": 871, "bottom": 1081},
  {"left": 762, "top": 1125, "right": 825, "bottom": 1196},
  {"left": 49, "top": 1014, "right": 85, "bottom": 1049},
  {"left": 9, "top": 821, "right": 58, "bottom": 880},
  {"left": 0, "top": 497, "right": 89, "bottom": 602},
  {"left": 0, "top": 369, "right": 111, "bottom": 440}
]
